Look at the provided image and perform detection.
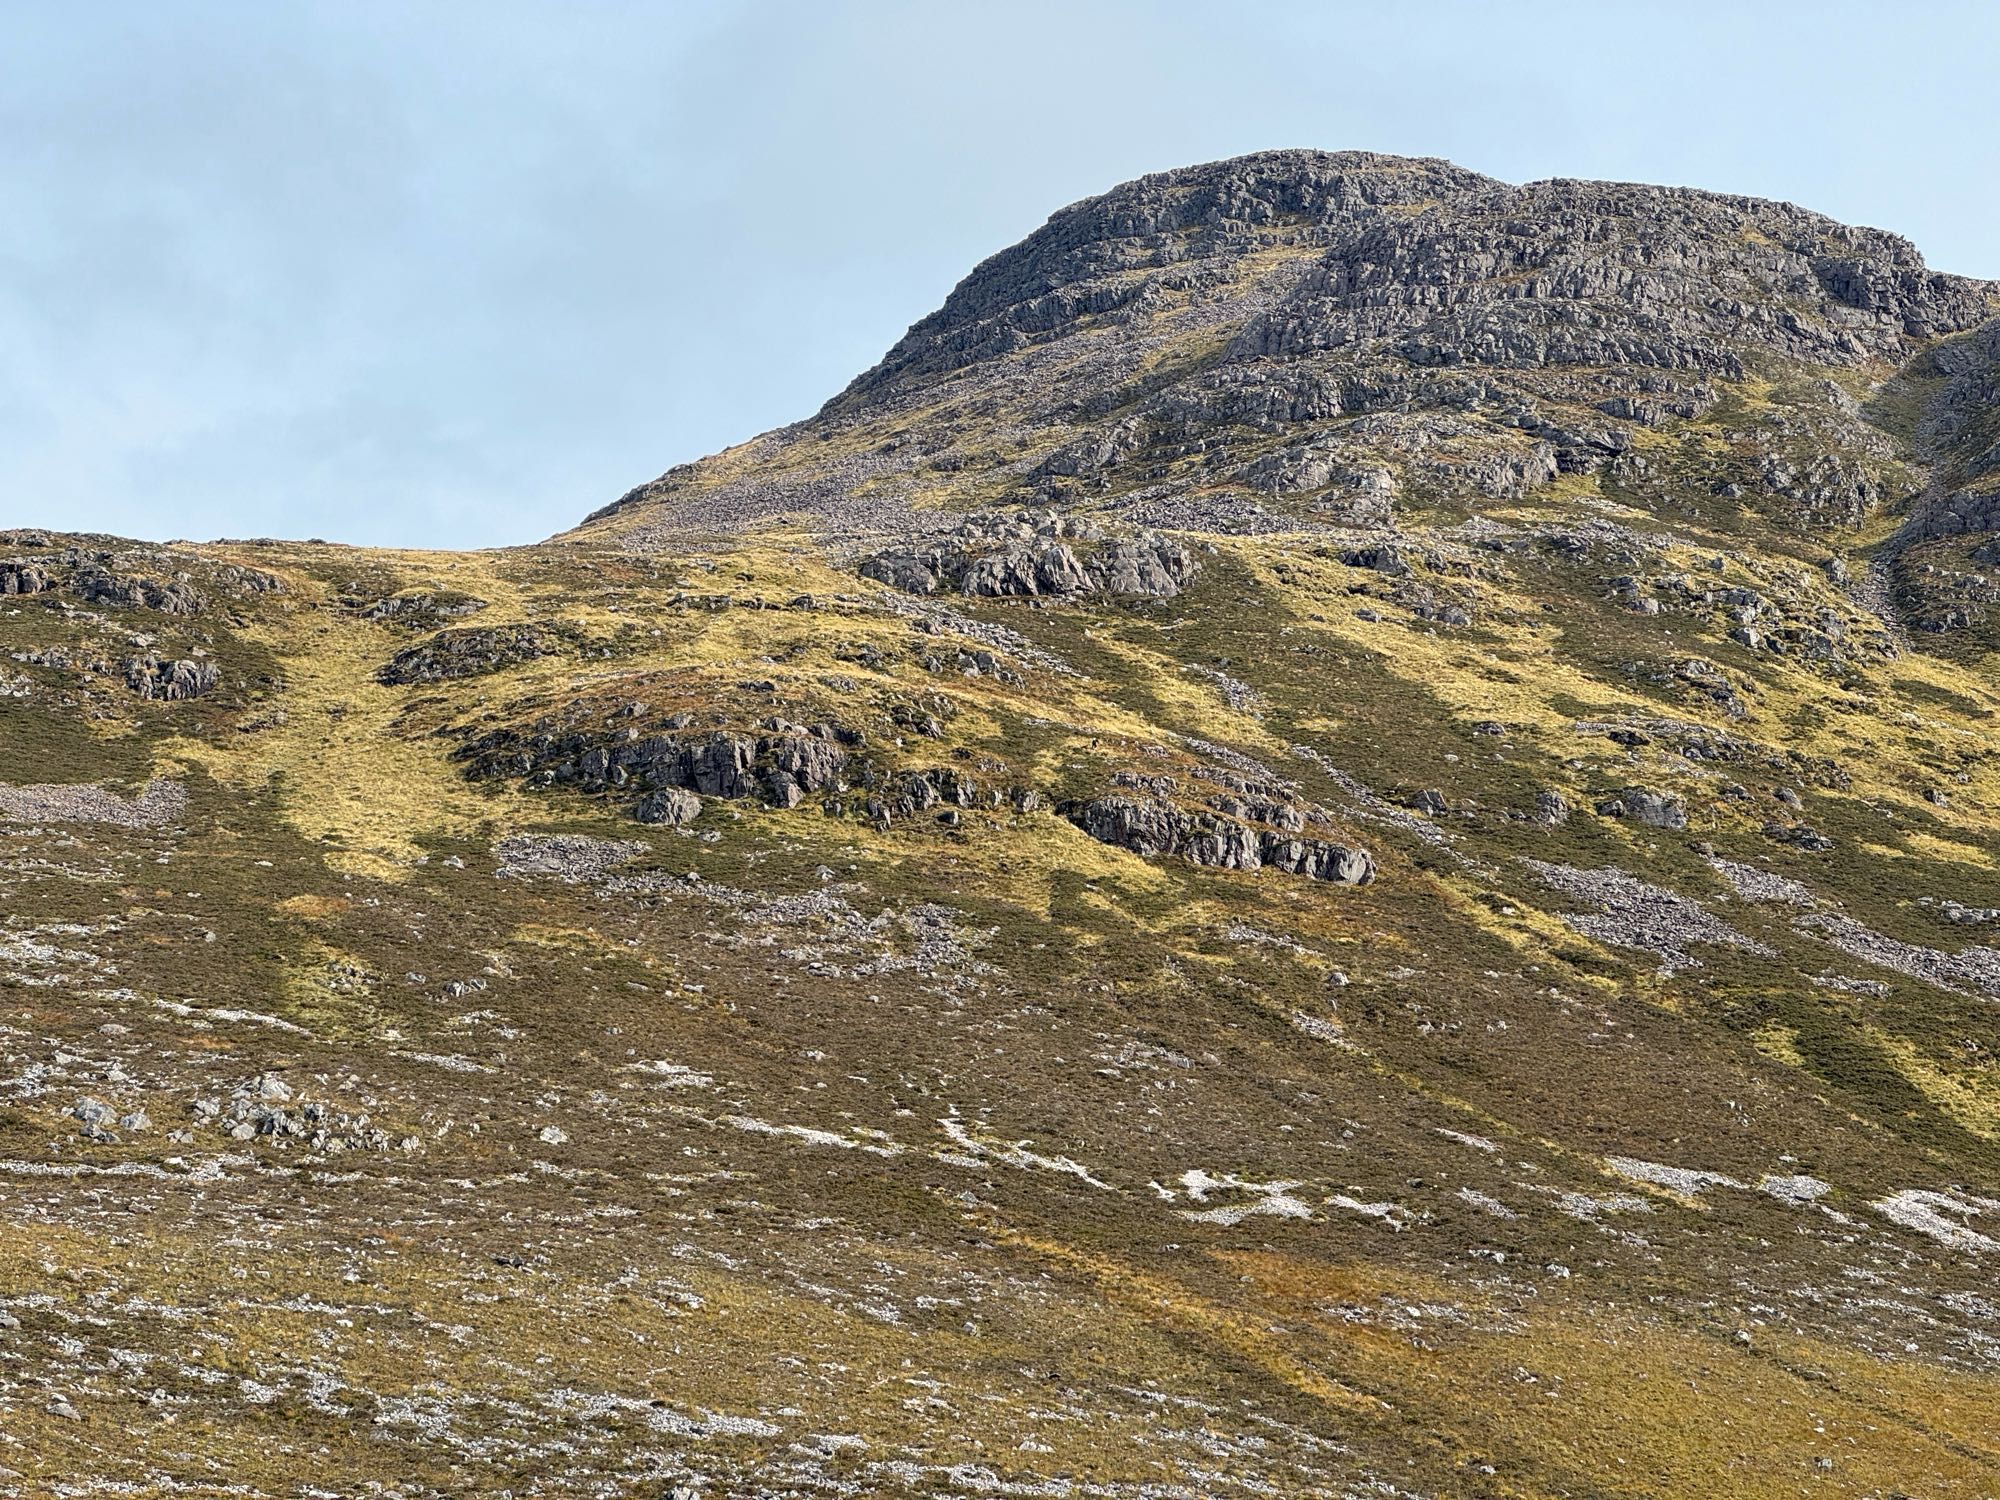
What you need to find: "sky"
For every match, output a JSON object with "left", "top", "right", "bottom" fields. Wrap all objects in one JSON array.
[{"left": 3, "top": 1, "right": 1997, "bottom": 550}]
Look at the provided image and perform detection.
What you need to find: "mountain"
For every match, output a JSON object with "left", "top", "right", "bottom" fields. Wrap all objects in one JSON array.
[{"left": 6, "top": 151, "right": 2000, "bottom": 1497}]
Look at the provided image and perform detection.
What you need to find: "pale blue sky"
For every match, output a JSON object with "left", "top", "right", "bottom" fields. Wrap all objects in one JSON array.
[{"left": 3, "top": 1, "right": 1996, "bottom": 548}]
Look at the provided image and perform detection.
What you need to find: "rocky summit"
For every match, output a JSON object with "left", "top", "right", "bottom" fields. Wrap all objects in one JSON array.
[{"left": 5, "top": 150, "right": 2000, "bottom": 1497}]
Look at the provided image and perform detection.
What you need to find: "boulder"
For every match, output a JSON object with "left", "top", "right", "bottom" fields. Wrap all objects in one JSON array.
[
  {"left": 858, "top": 553, "right": 940, "bottom": 594},
  {"left": 1596, "top": 788, "right": 1687, "bottom": 830},
  {"left": 633, "top": 788, "right": 703, "bottom": 826}
]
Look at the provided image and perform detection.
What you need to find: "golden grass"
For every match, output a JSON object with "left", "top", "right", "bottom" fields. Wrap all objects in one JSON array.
[{"left": 1874, "top": 1028, "right": 2000, "bottom": 1140}]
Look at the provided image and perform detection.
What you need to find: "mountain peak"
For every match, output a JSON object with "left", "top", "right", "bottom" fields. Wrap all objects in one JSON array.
[{"left": 584, "top": 150, "right": 1995, "bottom": 546}]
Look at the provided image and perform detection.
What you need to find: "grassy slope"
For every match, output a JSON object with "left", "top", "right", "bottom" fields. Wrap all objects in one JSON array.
[{"left": 5, "top": 495, "right": 2000, "bottom": 1496}]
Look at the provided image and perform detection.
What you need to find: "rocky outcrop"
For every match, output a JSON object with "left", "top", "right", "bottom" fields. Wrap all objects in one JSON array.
[
  {"left": 463, "top": 713, "right": 860, "bottom": 801},
  {"left": 839, "top": 153, "right": 1985, "bottom": 403},
  {"left": 1060, "top": 787, "right": 1374, "bottom": 885},
  {"left": 1595, "top": 788, "right": 1688, "bottom": 830},
  {"left": 0, "top": 562, "right": 53, "bottom": 596},
  {"left": 212, "top": 563, "right": 284, "bottom": 596},
  {"left": 377, "top": 625, "right": 563, "bottom": 685},
  {"left": 3, "top": 554, "right": 276, "bottom": 609},
  {"left": 862, "top": 511, "right": 1196, "bottom": 600},
  {"left": 1901, "top": 486, "right": 2000, "bottom": 544},
  {"left": 459, "top": 707, "right": 1055, "bottom": 829},
  {"left": 358, "top": 590, "right": 487, "bottom": 628},
  {"left": 124, "top": 655, "right": 219, "bottom": 701},
  {"left": 1899, "top": 315, "right": 2000, "bottom": 501},
  {"left": 1238, "top": 448, "right": 1395, "bottom": 524},
  {"left": 826, "top": 766, "right": 1041, "bottom": 826},
  {"left": 72, "top": 565, "right": 202, "bottom": 615}
]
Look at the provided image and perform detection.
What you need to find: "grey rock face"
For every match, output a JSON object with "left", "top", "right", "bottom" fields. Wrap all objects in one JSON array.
[
  {"left": 1240, "top": 448, "right": 1396, "bottom": 523},
  {"left": 1071, "top": 794, "right": 1182, "bottom": 858},
  {"left": 0, "top": 562, "right": 53, "bottom": 596},
  {"left": 1533, "top": 790, "right": 1572, "bottom": 825},
  {"left": 1889, "top": 315, "right": 2000, "bottom": 526},
  {"left": 124, "top": 655, "right": 219, "bottom": 701},
  {"left": 840, "top": 152, "right": 1989, "bottom": 497},
  {"left": 842, "top": 153, "right": 1510, "bottom": 400},
  {"left": 863, "top": 511, "right": 1196, "bottom": 600},
  {"left": 359, "top": 589, "right": 488, "bottom": 627},
  {"left": 1061, "top": 793, "right": 1374, "bottom": 885},
  {"left": 212, "top": 563, "right": 284, "bottom": 596},
  {"left": 680, "top": 732, "right": 759, "bottom": 797},
  {"left": 71, "top": 564, "right": 203, "bottom": 615},
  {"left": 856, "top": 553, "right": 939, "bottom": 595},
  {"left": 1091, "top": 536, "right": 1191, "bottom": 596},
  {"left": 595, "top": 152, "right": 1996, "bottom": 553},
  {"left": 1262, "top": 835, "right": 1376, "bottom": 883},
  {"left": 465, "top": 714, "right": 1033, "bottom": 828}
]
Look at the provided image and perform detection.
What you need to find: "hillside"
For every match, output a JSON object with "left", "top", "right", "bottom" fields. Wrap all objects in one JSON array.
[{"left": 6, "top": 150, "right": 2000, "bottom": 1497}]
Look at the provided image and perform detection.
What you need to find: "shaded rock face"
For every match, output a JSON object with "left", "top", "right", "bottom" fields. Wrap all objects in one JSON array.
[
  {"left": 839, "top": 154, "right": 1496, "bottom": 401},
  {"left": 633, "top": 787, "right": 702, "bottom": 826},
  {"left": 377, "top": 625, "right": 562, "bottom": 685},
  {"left": 862, "top": 512, "right": 1196, "bottom": 600},
  {"left": 1239, "top": 449, "right": 1396, "bottom": 523},
  {"left": 1892, "top": 314, "right": 2000, "bottom": 547},
  {"left": 461, "top": 718, "right": 859, "bottom": 805},
  {"left": 463, "top": 709, "right": 1224, "bottom": 841},
  {"left": 212, "top": 564, "right": 284, "bottom": 596}
]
